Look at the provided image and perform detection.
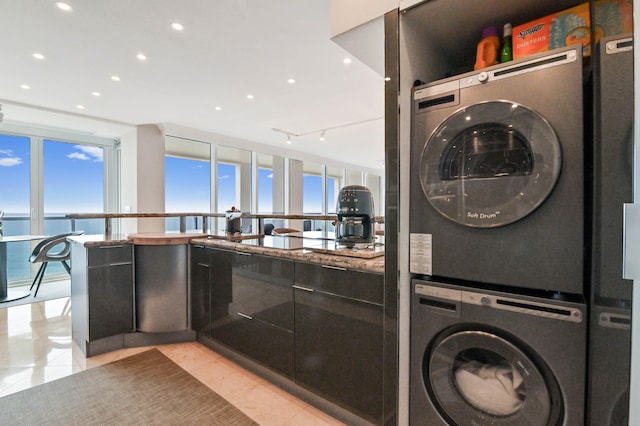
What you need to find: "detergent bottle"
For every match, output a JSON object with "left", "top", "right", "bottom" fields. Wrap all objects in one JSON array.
[
  {"left": 474, "top": 26, "right": 500, "bottom": 70},
  {"left": 500, "top": 23, "right": 513, "bottom": 63}
]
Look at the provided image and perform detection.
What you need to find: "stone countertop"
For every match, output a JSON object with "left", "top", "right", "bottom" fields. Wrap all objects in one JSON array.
[
  {"left": 68, "top": 234, "right": 132, "bottom": 247},
  {"left": 191, "top": 237, "right": 385, "bottom": 274},
  {"left": 69, "top": 233, "right": 385, "bottom": 274}
]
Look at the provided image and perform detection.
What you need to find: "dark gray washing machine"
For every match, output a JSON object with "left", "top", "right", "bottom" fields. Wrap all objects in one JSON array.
[
  {"left": 588, "top": 35, "right": 633, "bottom": 426},
  {"left": 410, "top": 279, "right": 586, "bottom": 425},
  {"left": 409, "top": 46, "right": 584, "bottom": 294}
]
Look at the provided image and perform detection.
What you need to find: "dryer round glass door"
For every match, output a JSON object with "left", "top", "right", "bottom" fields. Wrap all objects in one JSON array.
[
  {"left": 419, "top": 100, "right": 561, "bottom": 227},
  {"left": 425, "top": 329, "right": 563, "bottom": 425}
]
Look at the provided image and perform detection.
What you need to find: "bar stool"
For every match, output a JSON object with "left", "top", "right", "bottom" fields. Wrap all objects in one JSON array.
[{"left": 29, "top": 231, "right": 84, "bottom": 297}]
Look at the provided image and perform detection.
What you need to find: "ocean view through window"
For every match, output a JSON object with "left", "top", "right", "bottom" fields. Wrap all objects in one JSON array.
[{"left": 1, "top": 131, "right": 112, "bottom": 287}]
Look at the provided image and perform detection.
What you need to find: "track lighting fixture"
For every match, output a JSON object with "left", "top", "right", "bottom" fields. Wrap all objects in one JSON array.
[
  {"left": 286, "top": 134, "right": 292, "bottom": 144},
  {"left": 319, "top": 131, "right": 325, "bottom": 141}
]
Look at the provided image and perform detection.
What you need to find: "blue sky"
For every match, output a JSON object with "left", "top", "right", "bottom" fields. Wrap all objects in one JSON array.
[
  {"left": 0, "top": 134, "right": 104, "bottom": 213},
  {"left": 1, "top": 133, "right": 327, "bottom": 215}
]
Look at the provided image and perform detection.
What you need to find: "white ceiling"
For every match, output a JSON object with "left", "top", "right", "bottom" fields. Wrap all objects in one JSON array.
[{"left": 0, "top": 0, "right": 385, "bottom": 170}]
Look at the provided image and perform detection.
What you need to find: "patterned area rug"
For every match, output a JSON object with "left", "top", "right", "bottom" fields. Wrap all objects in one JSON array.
[{"left": 0, "top": 349, "right": 259, "bottom": 426}]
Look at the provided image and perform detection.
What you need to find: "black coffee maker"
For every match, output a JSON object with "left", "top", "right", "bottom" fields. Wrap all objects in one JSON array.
[{"left": 335, "top": 185, "right": 375, "bottom": 247}]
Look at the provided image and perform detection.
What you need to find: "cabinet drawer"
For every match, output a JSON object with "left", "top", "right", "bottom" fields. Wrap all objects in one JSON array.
[
  {"left": 294, "top": 288, "right": 383, "bottom": 421},
  {"left": 232, "top": 253, "right": 294, "bottom": 330},
  {"left": 212, "top": 313, "right": 294, "bottom": 378},
  {"left": 88, "top": 244, "right": 133, "bottom": 267},
  {"left": 294, "top": 262, "right": 383, "bottom": 305}
]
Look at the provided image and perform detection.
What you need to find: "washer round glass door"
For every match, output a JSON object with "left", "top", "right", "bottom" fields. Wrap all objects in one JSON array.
[
  {"left": 425, "top": 329, "right": 562, "bottom": 425},
  {"left": 419, "top": 100, "right": 561, "bottom": 227}
]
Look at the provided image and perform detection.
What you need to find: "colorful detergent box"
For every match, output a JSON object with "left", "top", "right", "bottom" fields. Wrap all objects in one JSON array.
[{"left": 512, "top": 0, "right": 632, "bottom": 60}]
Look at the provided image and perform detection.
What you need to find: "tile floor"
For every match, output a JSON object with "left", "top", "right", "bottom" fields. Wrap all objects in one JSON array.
[{"left": 0, "top": 297, "right": 345, "bottom": 425}]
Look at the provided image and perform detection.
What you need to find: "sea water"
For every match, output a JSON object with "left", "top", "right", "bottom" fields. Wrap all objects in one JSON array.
[{"left": 3, "top": 214, "right": 104, "bottom": 284}]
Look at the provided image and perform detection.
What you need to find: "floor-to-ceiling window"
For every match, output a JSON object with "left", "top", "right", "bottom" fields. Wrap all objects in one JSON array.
[
  {"left": 258, "top": 165, "right": 274, "bottom": 214},
  {"left": 0, "top": 128, "right": 117, "bottom": 286},
  {"left": 165, "top": 136, "right": 211, "bottom": 232},
  {"left": 216, "top": 146, "right": 252, "bottom": 233},
  {"left": 0, "top": 134, "right": 31, "bottom": 283},
  {"left": 303, "top": 162, "right": 324, "bottom": 215}
]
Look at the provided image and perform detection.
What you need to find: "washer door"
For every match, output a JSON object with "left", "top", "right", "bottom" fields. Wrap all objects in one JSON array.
[
  {"left": 425, "top": 329, "right": 562, "bottom": 425},
  {"left": 419, "top": 100, "right": 561, "bottom": 227}
]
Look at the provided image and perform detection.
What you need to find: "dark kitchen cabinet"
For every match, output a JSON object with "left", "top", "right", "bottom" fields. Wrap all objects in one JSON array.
[
  {"left": 194, "top": 247, "right": 295, "bottom": 378},
  {"left": 294, "top": 262, "right": 384, "bottom": 423},
  {"left": 71, "top": 242, "right": 134, "bottom": 356},
  {"left": 190, "top": 244, "right": 211, "bottom": 336}
]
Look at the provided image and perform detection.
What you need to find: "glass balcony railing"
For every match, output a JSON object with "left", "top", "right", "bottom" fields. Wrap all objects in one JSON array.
[{"left": 2, "top": 214, "right": 105, "bottom": 287}]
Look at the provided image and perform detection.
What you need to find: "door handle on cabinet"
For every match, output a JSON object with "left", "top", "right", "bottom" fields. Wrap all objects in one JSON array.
[
  {"left": 321, "top": 264, "right": 347, "bottom": 271},
  {"left": 293, "top": 285, "right": 314, "bottom": 292}
]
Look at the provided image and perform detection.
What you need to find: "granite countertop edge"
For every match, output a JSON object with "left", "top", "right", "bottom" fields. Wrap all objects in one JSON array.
[
  {"left": 67, "top": 234, "right": 384, "bottom": 274},
  {"left": 191, "top": 237, "right": 384, "bottom": 274}
]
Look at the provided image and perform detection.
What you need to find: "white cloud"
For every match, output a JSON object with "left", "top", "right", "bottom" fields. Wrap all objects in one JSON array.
[
  {"left": 0, "top": 149, "right": 13, "bottom": 155},
  {"left": 219, "top": 174, "right": 230, "bottom": 180},
  {"left": 267, "top": 173, "right": 273, "bottom": 179},
  {"left": 67, "top": 152, "right": 90, "bottom": 161},
  {"left": 0, "top": 156, "right": 22, "bottom": 167},
  {"left": 69, "top": 145, "right": 103, "bottom": 162}
]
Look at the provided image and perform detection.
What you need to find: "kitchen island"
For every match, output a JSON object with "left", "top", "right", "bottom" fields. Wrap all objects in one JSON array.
[
  {"left": 69, "top": 231, "right": 385, "bottom": 425},
  {"left": 191, "top": 234, "right": 384, "bottom": 426}
]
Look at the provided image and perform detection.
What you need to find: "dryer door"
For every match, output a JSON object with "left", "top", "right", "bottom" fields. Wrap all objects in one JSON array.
[
  {"left": 425, "top": 329, "right": 562, "bottom": 425},
  {"left": 419, "top": 100, "right": 561, "bottom": 227}
]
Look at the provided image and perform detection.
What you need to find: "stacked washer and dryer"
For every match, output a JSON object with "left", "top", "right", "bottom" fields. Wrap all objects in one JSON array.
[
  {"left": 408, "top": 34, "right": 636, "bottom": 424},
  {"left": 408, "top": 45, "right": 589, "bottom": 425}
]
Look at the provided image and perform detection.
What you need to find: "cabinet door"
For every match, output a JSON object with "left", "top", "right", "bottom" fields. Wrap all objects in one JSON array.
[
  {"left": 87, "top": 263, "right": 134, "bottom": 341},
  {"left": 231, "top": 252, "right": 294, "bottom": 330},
  {"left": 210, "top": 250, "right": 294, "bottom": 377},
  {"left": 294, "top": 287, "right": 384, "bottom": 423},
  {"left": 209, "top": 247, "right": 233, "bottom": 323},
  {"left": 190, "top": 245, "right": 210, "bottom": 336}
]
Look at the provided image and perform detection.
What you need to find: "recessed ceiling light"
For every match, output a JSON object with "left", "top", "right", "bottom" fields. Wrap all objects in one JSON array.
[
  {"left": 55, "top": 2, "right": 72, "bottom": 11},
  {"left": 32, "top": 53, "right": 45, "bottom": 60},
  {"left": 215, "top": 106, "right": 222, "bottom": 111},
  {"left": 92, "top": 91, "right": 101, "bottom": 97},
  {"left": 287, "top": 78, "right": 296, "bottom": 84},
  {"left": 136, "top": 53, "right": 147, "bottom": 61},
  {"left": 246, "top": 94, "right": 254, "bottom": 100},
  {"left": 111, "top": 75, "right": 120, "bottom": 81},
  {"left": 171, "top": 22, "right": 184, "bottom": 31},
  {"left": 343, "top": 58, "right": 352, "bottom": 64},
  {"left": 76, "top": 105, "right": 85, "bottom": 110},
  {"left": 20, "top": 84, "right": 31, "bottom": 90}
]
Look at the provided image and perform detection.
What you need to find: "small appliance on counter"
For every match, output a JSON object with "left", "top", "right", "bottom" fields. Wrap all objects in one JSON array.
[
  {"left": 335, "top": 185, "right": 375, "bottom": 248},
  {"left": 225, "top": 207, "right": 242, "bottom": 234}
]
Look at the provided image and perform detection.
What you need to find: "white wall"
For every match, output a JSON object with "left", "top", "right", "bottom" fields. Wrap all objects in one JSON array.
[
  {"left": 133, "top": 124, "right": 165, "bottom": 233},
  {"left": 329, "top": 0, "right": 397, "bottom": 38}
]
